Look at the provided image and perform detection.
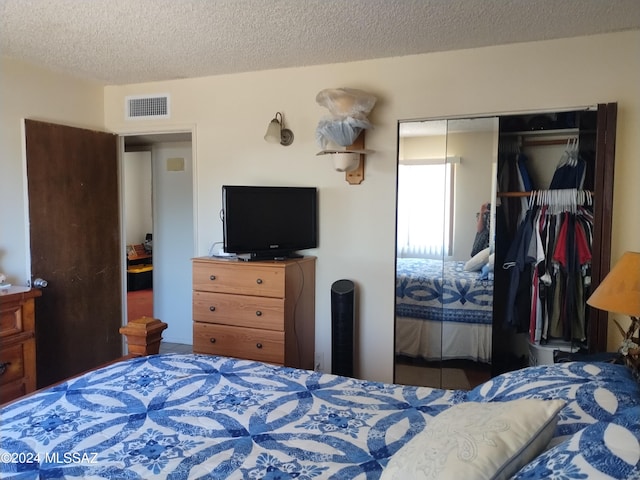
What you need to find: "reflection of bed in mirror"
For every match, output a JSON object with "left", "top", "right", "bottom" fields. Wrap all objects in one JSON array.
[{"left": 395, "top": 257, "right": 493, "bottom": 364}]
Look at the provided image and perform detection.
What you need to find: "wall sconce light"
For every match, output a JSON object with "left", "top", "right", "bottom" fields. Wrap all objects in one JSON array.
[{"left": 264, "top": 112, "right": 294, "bottom": 146}]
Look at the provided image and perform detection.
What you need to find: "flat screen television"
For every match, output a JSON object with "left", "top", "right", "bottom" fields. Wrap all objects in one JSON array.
[{"left": 222, "top": 185, "right": 318, "bottom": 260}]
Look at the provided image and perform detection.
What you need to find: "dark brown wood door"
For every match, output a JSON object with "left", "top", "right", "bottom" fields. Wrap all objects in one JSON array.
[
  {"left": 588, "top": 102, "right": 617, "bottom": 353},
  {"left": 25, "top": 119, "right": 122, "bottom": 388}
]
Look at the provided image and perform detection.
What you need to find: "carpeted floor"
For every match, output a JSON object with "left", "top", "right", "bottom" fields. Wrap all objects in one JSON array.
[
  {"left": 159, "top": 342, "right": 193, "bottom": 354},
  {"left": 394, "top": 357, "right": 492, "bottom": 390},
  {"left": 395, "top": 364, "right": 473, "bottom": 389},
  {"left": 127, "top": 288, "right": 153, "bottom": 321}
]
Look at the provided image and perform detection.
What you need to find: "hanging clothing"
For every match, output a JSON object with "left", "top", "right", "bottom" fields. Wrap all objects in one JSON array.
[
  {"left": 498, "top": 147, "right": 533, "bottom": 239},
  {"left": 502, "top": 195, "right": 593, "bottom": 344},
  {"left": 502, "top": 209, "right": 536, "bottom": 332},
  {"left": 549, "top": 140, "right": 586, "bottom": 190}
]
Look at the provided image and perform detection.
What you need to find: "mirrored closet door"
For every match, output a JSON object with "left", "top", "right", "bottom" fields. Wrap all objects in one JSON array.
[
  {"left": 394, "top": 104, "right": 617, "bottom": 390},
  {"left": 394, "top": 117, "right": 499, "bottom": 389}
]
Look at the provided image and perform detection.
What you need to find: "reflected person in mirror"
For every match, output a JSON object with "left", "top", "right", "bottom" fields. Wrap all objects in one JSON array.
[{"left": 471, "top": 203, "right": 491, "bottom": 257}]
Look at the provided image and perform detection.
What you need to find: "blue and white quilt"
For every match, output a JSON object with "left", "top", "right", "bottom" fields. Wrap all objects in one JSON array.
[
  {"left": 0, "top": 354, "right": 462, "bottom": 479},
  {"left": 1, "top": 355, "right": 638, "bottom": 479},
  {"left": 396, "top": 258, "right": 493, "bottom": 325}
]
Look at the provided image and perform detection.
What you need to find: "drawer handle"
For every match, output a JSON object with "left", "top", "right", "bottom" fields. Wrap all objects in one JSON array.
[
  {"left": 255, "top": 310, "right": 262, "bottom": 317},
  {"left": 209, "top": 306, "right": 216, "bottom": 312},
  {"left": 209, "top": 275, "right": 216, "bottom": 281},
  {"left": 209, "top": 338, "right": 216, "bottom": 344},
  {"left": 256, "top": 278, "right": 263, "bottom": 284},
  {"left": 0, "top": 361, "right": 11, "bottom": 376},
  {"left": 256, "top": 343, "right": 263, "bottom": 349}
]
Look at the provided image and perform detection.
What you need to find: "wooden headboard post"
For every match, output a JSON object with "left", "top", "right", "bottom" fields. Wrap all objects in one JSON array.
[{"left": 119, "top": 316, "right": 168, "bottom": 357}]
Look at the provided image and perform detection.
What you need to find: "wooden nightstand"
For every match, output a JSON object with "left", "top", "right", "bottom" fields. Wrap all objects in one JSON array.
[{"left": 0, "top": 287, "right": 42, "bottom": 403}]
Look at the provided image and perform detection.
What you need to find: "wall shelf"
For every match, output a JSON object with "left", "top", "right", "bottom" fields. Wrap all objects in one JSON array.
[{"left": 316, "top": 131, "right": 371, "bottom": 185}]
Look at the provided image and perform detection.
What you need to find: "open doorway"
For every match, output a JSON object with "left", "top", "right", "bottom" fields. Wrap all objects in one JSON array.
[
  {"left": 123, "top": 149, "right": 154, "bottom": 320},
  {"left": 122, "top": 132, "right": 194, "bottom": 347}
]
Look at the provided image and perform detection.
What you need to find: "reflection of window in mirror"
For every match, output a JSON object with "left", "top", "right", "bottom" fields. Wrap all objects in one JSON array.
[{"left": 397, "top": 160, "right": 454, "bottom": 258}]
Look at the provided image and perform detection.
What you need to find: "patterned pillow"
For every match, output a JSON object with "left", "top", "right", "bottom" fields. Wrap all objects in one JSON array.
[
  {"left": 467, "top": 362, "right": 640, "bottom": 441},
  {"left": 512, "top": 406, "right": 640, "bottom": 479},
  {"left": 381, "top": 399, "right": 565, "bottom": 480}
]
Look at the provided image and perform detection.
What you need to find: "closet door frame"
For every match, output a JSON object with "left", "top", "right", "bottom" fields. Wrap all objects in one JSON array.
[
  {"left": 492, "top": 103, "right": 616, "bottom": 368},
  {"left": 588, "top": 102, "right": 617, "bottom": 353}
]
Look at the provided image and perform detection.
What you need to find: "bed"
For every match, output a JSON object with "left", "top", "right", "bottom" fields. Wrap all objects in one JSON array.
[
  {"left": 1, "top": 353, "right": 638, "bottom": 479},
  {"left": 396, "top": 258, "right": 493, "bottom": 363}
]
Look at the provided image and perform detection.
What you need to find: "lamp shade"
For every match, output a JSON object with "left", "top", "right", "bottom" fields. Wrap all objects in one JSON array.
[
  {"left": 264, "top": 119, "right": 281, "bottom": 143},
  {"left": 587, "top": 251, "right": 640, "bottom": 317}
]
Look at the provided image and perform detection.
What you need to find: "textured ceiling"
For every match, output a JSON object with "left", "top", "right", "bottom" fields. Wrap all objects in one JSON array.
[{"left": 1, "top": 0, "right": 639, "bottom": 85}]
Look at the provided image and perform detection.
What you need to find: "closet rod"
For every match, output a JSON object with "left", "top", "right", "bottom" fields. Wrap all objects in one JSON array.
[
  {"left": 498, "top": 192, "right": 536, "bottom": 198},
  {"left": 501, "top": 128, "right": 581, "bottom": 147},
  {"left": 502, "top": 128, "right": 579, "bottom": 138},
  {"left": 521, "top": 138, "right": 575, "bottom": 147},
  {"left": 497, "top": 190, "right": 594, "bottom": 198}
]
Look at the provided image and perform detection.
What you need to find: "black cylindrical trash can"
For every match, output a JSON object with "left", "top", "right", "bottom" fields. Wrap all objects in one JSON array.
[{"left": 331, "top": 279, "right": 355, "bottom": 377}]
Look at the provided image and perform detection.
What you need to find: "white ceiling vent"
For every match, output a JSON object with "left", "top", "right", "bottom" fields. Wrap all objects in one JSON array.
[{"left": 125, "top": 94, "right": 170, "bottom": 120}]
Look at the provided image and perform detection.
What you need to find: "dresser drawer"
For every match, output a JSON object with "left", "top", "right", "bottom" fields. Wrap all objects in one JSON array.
[
  {"left": 193, "top": 291, "right": 284, "bottom": 330},
  {"left": 0, "top": 342, "right": 27, "bottom": 386},
  {"left": 193, "top": 261, "right": 285, "bottom": 298},
  {"left": 0, "top": 302, "right": 26, "bottom": 338},
  {"left": 0, "top": 380, "right": 27, "bottom": 405},
  {"left": 193, "top": 323, "right": 284, "bottom": 364}
]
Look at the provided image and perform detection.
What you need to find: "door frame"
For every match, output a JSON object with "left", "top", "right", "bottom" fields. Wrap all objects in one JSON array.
[{"left": 117, "top": 126, "right": 198, "bottom": 344}]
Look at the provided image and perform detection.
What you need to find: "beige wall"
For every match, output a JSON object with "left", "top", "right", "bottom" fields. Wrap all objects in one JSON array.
[
  {"left": 123, "top": 151, "right": 153, "bottom": 245},
  {"left": 2, "top": 30, "right": 638, "bottom": 383},
  {"left": 105, "top": 31, "right": 640, "bottom": 381},
  {"left": 399, "top": 129, "right": 496, "bottom": 261},
  {"left": 445, "top": 131, "right": 496, "bottom": 261},
  {"left": 0, "top": 57, "right": 105, "bottom": 284}
]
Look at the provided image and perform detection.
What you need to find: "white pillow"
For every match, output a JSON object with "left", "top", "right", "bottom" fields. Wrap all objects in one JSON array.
[
  {"left": 381, "top": 399, "right": 565, "bottom": 480},
  {"left": 464, "top": 247, "right": 491, "bottom": 271},
  {"left": 487, "top": 253, "right": 495, "bottom": 271}
]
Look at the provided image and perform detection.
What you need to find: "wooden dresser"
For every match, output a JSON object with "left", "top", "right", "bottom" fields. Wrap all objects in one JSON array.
[
  {"left": 192, "top": 256, "right": 315, "bottom": 369},
  {"left": 0, "top": 286, "right": 42, "bottom": 404}
]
